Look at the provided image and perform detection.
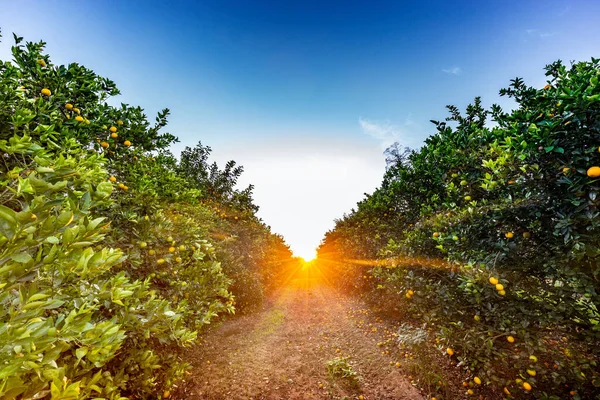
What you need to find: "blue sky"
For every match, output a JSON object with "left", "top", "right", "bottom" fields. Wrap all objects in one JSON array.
[{"left": 1, "top": 1, "right": 599, "bottom": 258}]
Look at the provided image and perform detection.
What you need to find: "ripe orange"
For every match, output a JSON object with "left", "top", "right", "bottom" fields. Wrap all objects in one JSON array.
[
  {"left": 523, "top": 382, "right": 532, "bottom": 391},
  {"left": 433, "top": 232, "right": 440, "bottom": 238},
  {"left": 544, "top": 84, "right": 550, "bottom": 90},
  {"left": 169, "top": 247, "right": 175, "bottom": 253},
  {"left": 359, "top": 396, "right": 364, "bottom": 400},
  {"left": 163, "top": 391, "right": 170, "bottom": 398},
  {"left": 489, "top": 277, "right": 498, "bottom": 285},
  {"left": 446, "top": 348, "right": 454, "bottom": 356},
  {"left": 111, "top": 132, "right": 118, "bottom": 138},
  {"left": 149, "top": 249, "right": 156, "bottom": 256},
  {"left": 474, "top": 376, "right": 481, "bottom": 385},
  {"left": 37, "top": 59, "right": 46, "bottom": 67},
  {"left": 498, "top": 290, "right": 506, "bottom": 296},
  {"left": 504, "top": 387, "right": 511, "bottom": 395},
  {"left": 467, "top": 389, "right": 474, "bottom": 395},
  {"left": 462, "top": 382, "right": 468, "bottom": 387},
  {"left": 41, "top": 88, "right": 51, "bottom": 96},
  {"left": 474, "top": 315, "right": 480, "bottom": 321},
  {"left": 563, "top": 167, "right": 570, "bottom": 174},
  {"left": 507, "top": 336, "right": 515, "bottom": 343},
  {"left": 117, "top": 120, "right": 124, "bottom": 125},
  {"left": 75, "top": 116, "right": 84, "bottom": 122},
  {"left": 157, "top": 258, "right": 165, "bottom": 265},
  {"left": 587, "top": 166, "right": 600, "bottom": 178},
  {"left": 73, "top": 108, "right": 80, "bottom": 114},
  {"left": 495, "top": 283, "right": 504, "bottom": 291},
  {"left": 109, "top": 126, "right": 117, "bottom": 133},
  {"left": 464, "top": 195, "right": 472, "bottom": 201},
  {"left": 101, "top": 142, "right": 109, "bottom": 148},
  {"left": 508, "top": 180, "right": 515, "bottom": 184},
  {"left": 505, "top": 232, "right": 514, "bottom": 239},
  {"left": 175, "top": 257, "right": 182, "bottom": 263},
  {"left": 395, "top": 362, "right": 400, "bottom": 367},
  {"left": 527, "top": 369, "right": 536, "bottom": 376},
  {"left": 65, "top": 103, "right": 74, "bottom": 110},
  {"left": 124, "top": 140, "right": 132, "bottom": 147},
  {"left": 109, "top": 176, "right": 117, "bottom": 183}
]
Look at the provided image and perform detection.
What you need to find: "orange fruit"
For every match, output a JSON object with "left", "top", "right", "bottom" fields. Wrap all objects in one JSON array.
[
  {"left": 467, "top": 389, "right": 474, "bottom": 395},
  {"left": 149, "top": 249, "right": 156, "bottom": 256},
  {"left": 505, "top": 232, "right": 514, "bottom": 239},
  {"left": 37, "top": 59, "right": 46, "bottom": 67},
  {"left": 544, "top": 84, "right": 550, "bottom": 90},
  {"left": 587, "top": 166, "right": 600, "bottom": 178},
  {"left": 75, "top": 116, "right": 84, "bottom": 122},
  {"left": 523, "top": 382, "right": 532, "bottom": 391},
  {"left": 563, "top": 167, "right": 570, "bottom": 174},
  {"left": 446, "top": 348, "right": 454, "bottom": 356},
  {"left": 495, "top": 283, "right": 504, "bottom": 291},
  {"left": 498, "top": 290, "right": 506, "bottom": 296},
  {"left": 489, "top": 277, "right": 499, "bottom": 285},
  {"left": 111, "top": 132, "right": 118, "bottom": 138},
  {"left": 101, "top": 142, "right": 109, "bottom": 148},
  {"left": 169, "top": 247, "right": 175, "bottom": 253},
  {"left": 504, "top": 387, "right": 511, "bottom": 395},
  {"left": 175, "top": 257, "right": 182, "bottom": 263},
  {"left": 157, "top": 258, "right": 165, "bottom": 265},
  {"left": 124, "top": 140, "right": 132, "bottom": 146},
  {"left": 73, "top": 108, "right": 80, "bottom": 114},
  {"left": 527, "top": 369, "right": 536, "bottom": 376},
  {"left": 507, "top": 336, "right": 515, "bottom": 343},
  {"left": 40, "top": 88, "right": 51, "bottom": 96},
  {"left": 523, "top": 232, "right": 531, "bottom": 239},
  {"left": 109, "top": 176, "right": 117, "bottom": 182},
  {"left": 433, "top": 232, "right": 440, "bottom": 238},
  {"left": 65, "top": 103, "right": 73, "bottom": 110},
  {"left": 163, "top": 391, "right": 170, "bottom": 398},
  {"left": 464, "top": 195, "right": 472, "bottom": 201},
  {"left": 109, "top": 126, "right": 117, "bottom": 133},
  {"left": 117, "top": 120, "right": 123, "bottom": 125}
]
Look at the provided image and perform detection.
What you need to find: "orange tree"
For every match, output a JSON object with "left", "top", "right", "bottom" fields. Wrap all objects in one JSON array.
[
  {"left": 318, "top": 58, "right": 600, "bottom": 399},
  {"left": 0, "top": 31, "right": 293, "bottom": 397}
]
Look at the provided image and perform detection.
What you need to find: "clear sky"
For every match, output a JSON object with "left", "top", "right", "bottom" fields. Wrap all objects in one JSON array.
[{"left": 1, "top": 1, "right": 599, "bottom": 259}]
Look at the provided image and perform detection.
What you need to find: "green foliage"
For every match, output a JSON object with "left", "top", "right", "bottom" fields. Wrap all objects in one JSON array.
[
  {"left": 0, "top": 32, "right": 293, "bottom": 398},
  {"left": 326, "top": 356, "right": 359, "bottom": 385},
  {"left": 318, "top": 58, "right": 600, "bottom": 398}
]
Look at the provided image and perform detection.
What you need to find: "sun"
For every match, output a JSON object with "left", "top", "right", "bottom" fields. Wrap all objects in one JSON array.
[{"left": 296, "top": 249, "right": 316, "bottom": 262}]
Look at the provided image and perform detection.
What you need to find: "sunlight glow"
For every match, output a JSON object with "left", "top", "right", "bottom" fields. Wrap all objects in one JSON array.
[{"left": 296, "top": 250, "right": 316, "bottom": 262}]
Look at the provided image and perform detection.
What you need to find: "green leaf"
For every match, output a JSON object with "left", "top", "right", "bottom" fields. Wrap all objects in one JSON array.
[{"left": 11, "top": 252, "right": 33, "bottom": 264}]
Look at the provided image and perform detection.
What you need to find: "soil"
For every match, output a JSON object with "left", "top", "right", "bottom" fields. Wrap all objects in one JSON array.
[{"left": 175, "top": 275, "right": 424, "bottom": 400}]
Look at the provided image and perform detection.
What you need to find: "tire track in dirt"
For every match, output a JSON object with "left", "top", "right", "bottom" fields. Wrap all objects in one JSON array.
[{"left": 177, "top": 278, "right": 424, "bottom": 399}]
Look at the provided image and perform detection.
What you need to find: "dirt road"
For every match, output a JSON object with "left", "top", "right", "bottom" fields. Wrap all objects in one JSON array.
[{"left": 176, "top": 275, "right": 424, "bottom": 400}]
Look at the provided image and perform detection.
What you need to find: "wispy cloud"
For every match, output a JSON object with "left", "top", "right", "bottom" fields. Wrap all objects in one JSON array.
[
  {"left": 359, "top": 117, "right": 402, "bottom": 149},
  {"left": 526, "top": 29, "right": 557, "bottom": 39},
  {"left": 442, "top": 66, "right": 462, "bottom": 75}
]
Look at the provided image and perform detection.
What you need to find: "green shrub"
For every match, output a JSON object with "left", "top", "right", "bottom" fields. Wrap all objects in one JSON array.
[{"left": 318, "top": 58, "right": 600, "bottom": 398}]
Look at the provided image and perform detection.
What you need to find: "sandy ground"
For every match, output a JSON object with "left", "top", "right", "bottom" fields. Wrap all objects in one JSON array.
[{"left": 175, "top": 275, "right": 424, "bottom": 400}]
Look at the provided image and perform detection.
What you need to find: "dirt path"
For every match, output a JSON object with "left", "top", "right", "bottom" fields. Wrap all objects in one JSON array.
[{"left": 176, "top": 276, "right": 424, "bottom": 400}]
